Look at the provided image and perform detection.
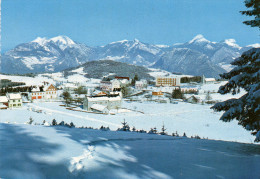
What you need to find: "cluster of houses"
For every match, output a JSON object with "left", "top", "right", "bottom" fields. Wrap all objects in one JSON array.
[
  {"left": 30, "top": 84, "right": 58, "bottom": 101},
  {"left": 0, "top": 83, "right": 58, "bottom": 110},
  {"left": 0, "top": 74, "right": 218, "bottom": 112}
]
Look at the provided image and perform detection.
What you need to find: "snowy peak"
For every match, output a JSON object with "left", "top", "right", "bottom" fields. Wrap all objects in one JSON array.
[
  {"left": 32, "top": 37, "right": 48, "bottom": 46},
  {"left": 109, "top": 39, "right": 129, "bottom": 45},
  {"left": 247, "top": 43, "right": 260, "bottom": 48},
  {"left": 50, "top": 35, "right": 75, "bottom": 46},
  {"left": 223, "top": 39, "right": 241, "bottom": 49},
  {"left": 189, "top": 34, "right": 210, "bottom": 44},
  {"left": 31, "top": 35, "right": 75, "bottom": 49}
]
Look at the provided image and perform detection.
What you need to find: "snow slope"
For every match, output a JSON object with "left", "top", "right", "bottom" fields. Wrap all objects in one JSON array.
[
  {"left": 0, "top": 123, "right": 259, "bottom": 178},
  {"left": 0, "top": 101, "right": 256, "bottom": 143}
]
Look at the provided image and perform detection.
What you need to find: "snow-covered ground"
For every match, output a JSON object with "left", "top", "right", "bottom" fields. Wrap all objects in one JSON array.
[
  {"left": 0, "top": 101, "right": 256, "bottom": 143},
  {"left": 0, "top": 123, "right": 259, "bottom": 178}
]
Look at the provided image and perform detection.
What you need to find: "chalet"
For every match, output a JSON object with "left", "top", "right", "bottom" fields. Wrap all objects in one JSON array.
[
  {"left": 29, "top": 84, "right": 57, "bottom": 101},
  {"left": 7, "top": 93, "right": 23, "bottom": 108},
  {"left": 156, "top": 76, "right": 181, "bottom": 87},
  {"left": 31, "top": 86, "right": 44, "bottom": 100},
  {"left": 186, "top": 95, "right": 201, "bottom": 104},
  {"left": 135, "top": 80, "right": 148, "bottom": 90},
  {"left": 44, "top": 84, "right": 58, "bottom": 100},
  {"left": 202, "top": 75, "right": 216, "bottom": 84},
  {"left": 83, "top": 94, "right": 122, "bottom": 112},
  {"left": 0, "top": 96, "right": 8, "bottom": 109},
  {"left": 100, "top": 79, "right": 123, "bottom": 92}
]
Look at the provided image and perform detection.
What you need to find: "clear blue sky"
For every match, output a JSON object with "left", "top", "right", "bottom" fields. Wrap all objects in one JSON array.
[{"left": 2, "top": 0, "right": 259, "bottom": 52}]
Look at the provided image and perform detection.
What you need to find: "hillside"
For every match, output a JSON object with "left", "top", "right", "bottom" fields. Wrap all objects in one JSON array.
[
  {"left": 63, "top": 60, "right": 154, "bottom": 80},
  {"left": 0, "top": 123, "right": 259, "bottom": 178}
]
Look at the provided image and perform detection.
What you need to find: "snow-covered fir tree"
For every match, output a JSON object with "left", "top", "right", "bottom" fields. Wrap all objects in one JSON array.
[
  {"left": 160, "top": 123, "right": 167, "bottom": 135},
  {"left": 240, "top": 0, "right": 260, "bottom": 28},
  {"left": 117, "top": 119, "right": 130, "bottom": 131},
  {"left": 211, "top": 48, "right": 260, "bottom": 142},
  {"left": 52, "top": 119, "right": 58, "bottom": 126}
]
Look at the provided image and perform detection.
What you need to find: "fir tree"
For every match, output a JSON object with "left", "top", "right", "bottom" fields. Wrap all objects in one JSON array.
[
  {"left": 52, "top": 119, "right": 57, "bottom": 126},
  {"left": 240, "top": 0, "right": 260, "bottom": 28},
  {"left": 211, "top": 48, "right": 260, "bottom": 142},
  {"left": 160, "top": 123, "right": 167, "bottom": 135},
  {"left": 117, "top": 119, "right": 130, "bottom": 131},
  {"left": 28, "top": 117, "right": 34, "bottom": 125},
  {"left": 172, "top": 88, "right": 183, "bottom": 99},
  {"left": 183, "top": 132, "right": 187, "bottom": 137},
  {"left": 69, "top": 122, "right": 75, "bottom": 128}
]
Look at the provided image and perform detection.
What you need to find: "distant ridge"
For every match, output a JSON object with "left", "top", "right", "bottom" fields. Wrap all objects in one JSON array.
[{"left": 1, "top": 35, "right": 254, "bottom": 77}]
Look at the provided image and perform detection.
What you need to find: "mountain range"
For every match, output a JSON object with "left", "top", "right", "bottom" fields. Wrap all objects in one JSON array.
[{"left": 1, "top": 35, "right": 259, "bottom": 77}]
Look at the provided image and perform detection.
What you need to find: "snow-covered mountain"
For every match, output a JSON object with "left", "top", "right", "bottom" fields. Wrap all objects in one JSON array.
[
  {"left": 1, "top": 35, "right": 255, "bottom": 77},
  {"left": 153, "top": 35, "right": 251, "bottom": 77},
  {"left": 1, "top": 36, "right": 94, "bottom": 74}
]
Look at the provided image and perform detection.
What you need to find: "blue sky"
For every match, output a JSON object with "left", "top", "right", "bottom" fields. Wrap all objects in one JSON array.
[{"left": 2, "top": 0, "right": 259, "bottom": 52}]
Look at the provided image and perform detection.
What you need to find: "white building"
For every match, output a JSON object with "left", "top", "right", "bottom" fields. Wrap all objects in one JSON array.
[
  {"left": 29, "top": 84, "right": 58, "bottom": 101},
  {"left": 83, "top": 95, "right": 122, "bottom": 112},
  {"left": 202, "top": 75, "right": 216, "bottom": 84},
  {"left": 7, "top": 93, "right": 23, "bottom": 108},
  {"left": 135, "top": 80, "right": 148, "bottom": 90}
]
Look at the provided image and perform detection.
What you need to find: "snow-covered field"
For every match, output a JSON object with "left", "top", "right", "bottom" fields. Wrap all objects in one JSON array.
[
  {"left": 0, "top": 123, "right": 259, "bottom": 178},
  {"left": 0, "top": 101, "right": 256, "bottom": 143},
  {"left": 1, "top": 73, "right": 259, "bottom": 178}
]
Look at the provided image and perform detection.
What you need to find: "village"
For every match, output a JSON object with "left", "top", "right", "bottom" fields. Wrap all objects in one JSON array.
[{"left": 0, "top": 73, "right": 219, "bottom": 114}]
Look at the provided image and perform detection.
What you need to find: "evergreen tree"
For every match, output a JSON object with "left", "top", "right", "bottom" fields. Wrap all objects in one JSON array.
[
  {"left": 117, "top": 119, "right": 130, "bottom": 131},
  {"left": 62, "top": 91, "right": 71, "bottom": 106},
  {"left": 172, "top": 88, "right": 183, "bottom": 99},
  {"left": 121, "top": 86, "right": 130, "bottom": 97},
  {"left": 211, "top": 48, "right": 260, "bottom": 142},
  {"left": 52, "top": 119, "right": 57, "bottom": 126},
  {"left": 160, "top": 123, "right": 167, "bottom": 135},
  {"left": 131, "top": 74, "right": 139, "bottom": 86},
  {"left": 28, "top": 117, "right": 34, "bottom": 125},
  {"left": 240, "top": 0, "right": 260, "bottom": 28},
  {"left": 69, "top": 122, "right": 75, "bottom": 128}
]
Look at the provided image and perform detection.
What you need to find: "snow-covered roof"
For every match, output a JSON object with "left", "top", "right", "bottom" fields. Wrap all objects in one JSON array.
[
  {"left": 205, "top": 78, "right": 216, "bottom": 82},
  {"left": 31, "top": 86, "right": 40, "bottom": 92},
  {"left": 0, "top": 96, "right": 8, "bottom": 103},
  {"left": 87, "top": 96, "right": 121, "bottom": 102},
  {"left": 8, "top": 93, "right": 22, "bottom": 100},
  {"left": 90, "top": 104, "right": 108, "bottom": 112},
  {"left": 0, "top": 104, "right": 8, "bottom": 109}
]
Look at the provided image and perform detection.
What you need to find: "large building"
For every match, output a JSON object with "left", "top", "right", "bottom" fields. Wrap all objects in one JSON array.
[
  {"left": 7, "top": 93, "right": 23, "bottom": 108},
  {"left": 156, "top": 76, "right": 181, "bottom": 87},
  {"left": 83, "top": 94, "right": 122, "bottom": 113},
  {"left": 30, "top": 84, "right": 58, "bottom": 101}
]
